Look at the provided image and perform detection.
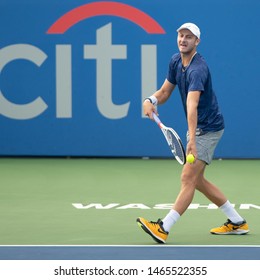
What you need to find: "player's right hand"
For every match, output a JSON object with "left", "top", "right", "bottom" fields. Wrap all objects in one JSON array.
[{"left": 143, "top": 100, "right": 157, "bottom": 120}]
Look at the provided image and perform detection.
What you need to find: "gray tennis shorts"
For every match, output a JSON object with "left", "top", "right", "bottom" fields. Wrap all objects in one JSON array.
[{"left": 186, "top": 129, "right": 224, "bottom": 165}]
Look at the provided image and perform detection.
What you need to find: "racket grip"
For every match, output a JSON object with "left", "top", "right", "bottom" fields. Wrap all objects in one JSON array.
[{"left": 152, "top": 112, "right": 161, "bottom": 125}]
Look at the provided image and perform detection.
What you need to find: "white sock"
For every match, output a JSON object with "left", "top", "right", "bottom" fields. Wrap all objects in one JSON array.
[
  {"left": 162, "top": 209, "right": 180, "bottom": 232},
  {"left": 220, "top": 200, "right": 244, "bottom": 224}
]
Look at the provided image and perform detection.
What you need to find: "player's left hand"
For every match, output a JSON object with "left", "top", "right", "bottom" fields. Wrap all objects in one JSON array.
[{"left": 186, "top": 140, "right": 197, "bottom": 160}]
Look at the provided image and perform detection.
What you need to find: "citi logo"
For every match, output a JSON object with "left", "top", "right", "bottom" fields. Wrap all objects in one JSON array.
[{"left": 0, "top": 2, "right": 166, "bottom": 120}]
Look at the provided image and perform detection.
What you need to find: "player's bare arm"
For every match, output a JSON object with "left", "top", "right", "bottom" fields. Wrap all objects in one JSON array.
[
  {"left": 143, "top": 79, "right": 175, "bottom": 119},
  {"left": 186, "top": 90, "right": 200, "bottom": 157},
  {"left": 154, "top": 79, "right": 175, "bottom": 104}
]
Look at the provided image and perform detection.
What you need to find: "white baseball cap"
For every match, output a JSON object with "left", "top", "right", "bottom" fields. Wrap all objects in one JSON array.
[{"left": 177, "top": 23, "right": 201, "bottom": 39}]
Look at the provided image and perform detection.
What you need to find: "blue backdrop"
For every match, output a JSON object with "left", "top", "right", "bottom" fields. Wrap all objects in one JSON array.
[{"left": 1, "top": 0, "right": 259, "bottom": 158}]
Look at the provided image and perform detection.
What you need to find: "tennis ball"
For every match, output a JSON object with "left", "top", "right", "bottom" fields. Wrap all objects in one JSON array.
[{"left": 186, "top": 154, "right": 195, "bottom": 164}]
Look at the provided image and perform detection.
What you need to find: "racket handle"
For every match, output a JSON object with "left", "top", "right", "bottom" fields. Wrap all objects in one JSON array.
[{"left": 152, "top": 112, "right": 161, "bottom": 125}]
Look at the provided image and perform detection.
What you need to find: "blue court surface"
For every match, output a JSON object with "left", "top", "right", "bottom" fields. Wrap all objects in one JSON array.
[{"left": 1, "top": 246, "right": 260, "bottom": 260}]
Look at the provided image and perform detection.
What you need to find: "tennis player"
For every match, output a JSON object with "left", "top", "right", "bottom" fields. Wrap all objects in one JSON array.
[{"left": 137, "top": 23, "right": 249, "bottom": 243}]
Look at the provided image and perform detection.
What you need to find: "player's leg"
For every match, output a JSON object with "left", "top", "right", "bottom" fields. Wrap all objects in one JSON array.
[
  {"left": 137, "top": 130, "right": 221, "bottom": 243},
  {"left": 196, "top": 170, "right": 249, "bottom": 235},
  {"left": 172, "top": 159, "right": 206, "bottom": 215},
  {"left": 190, "top": 129, "right": 249, "bottom": 234},
  {"left": 136, "top": 160, "right": 206, "bottom": 244},
  {"left": 196, "top": 172, "right": 227, "bottom": 207}
]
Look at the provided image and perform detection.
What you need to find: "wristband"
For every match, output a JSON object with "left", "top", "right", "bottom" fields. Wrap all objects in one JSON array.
[{"left": 144, "top": 96, "right": 158, "bottom": 105}]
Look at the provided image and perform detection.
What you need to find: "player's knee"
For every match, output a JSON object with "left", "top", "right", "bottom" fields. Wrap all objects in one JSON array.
[{"left": 181, "top": 170, "right": 196, "bottom": 186}]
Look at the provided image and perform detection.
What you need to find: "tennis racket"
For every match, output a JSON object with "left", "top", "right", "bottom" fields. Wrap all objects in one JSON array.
[{"left": 152, "top": 112, "right": 186, "bottom": 165}]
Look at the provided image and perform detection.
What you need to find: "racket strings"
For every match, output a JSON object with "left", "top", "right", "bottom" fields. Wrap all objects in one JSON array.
[{"left": 167, "top": 130, "right": 185, "bottom": 163}]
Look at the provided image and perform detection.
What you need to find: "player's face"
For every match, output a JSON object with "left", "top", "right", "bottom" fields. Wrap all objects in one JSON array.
[{"left": 177, "top": 29, "right": 200, "bottom": 54}]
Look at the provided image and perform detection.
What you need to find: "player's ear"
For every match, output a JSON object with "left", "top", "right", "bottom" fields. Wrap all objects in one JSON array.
[{"left": 195, "top": 38, "right": 200, "bottom": 46}]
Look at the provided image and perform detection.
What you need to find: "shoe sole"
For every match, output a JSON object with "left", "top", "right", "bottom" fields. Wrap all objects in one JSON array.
[
  {"left": 210, "top": 229, "right": 250, "bottom": 235},
  {"left": 136, "top": 218, "right": 166, "bottom": 244}
]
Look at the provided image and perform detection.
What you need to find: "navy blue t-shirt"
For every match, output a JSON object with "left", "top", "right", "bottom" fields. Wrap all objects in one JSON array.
[{"left": 167, "top": 53, "right": 224, "bottom": 132}]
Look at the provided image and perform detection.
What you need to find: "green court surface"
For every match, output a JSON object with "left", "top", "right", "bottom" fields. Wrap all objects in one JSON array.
[{"left": 0, "top": 158, "right": 259, "bottom": 246}]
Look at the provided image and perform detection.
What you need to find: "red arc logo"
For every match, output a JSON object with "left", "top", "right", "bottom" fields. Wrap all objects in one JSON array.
[{"left": 47, "top": 1, "right": 165, "bottom": 34}]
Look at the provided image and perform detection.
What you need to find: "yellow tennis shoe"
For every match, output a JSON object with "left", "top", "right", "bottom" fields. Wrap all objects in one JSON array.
[
  {"left": 136, "top": 217, "right": 169, "bottom": 243},
  {"left": 210, "top": 219, "right": 249, "bottom": 235}
]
